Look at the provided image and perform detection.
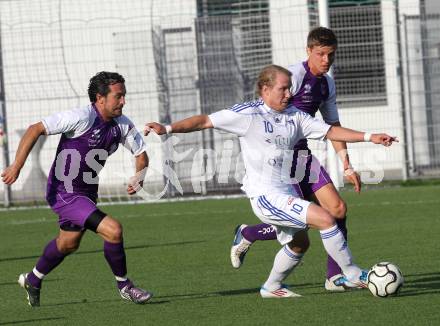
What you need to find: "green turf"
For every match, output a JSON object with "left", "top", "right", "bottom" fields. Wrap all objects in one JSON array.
[{"left": 1, "top": 185, "right": 439, "bottom": 325}]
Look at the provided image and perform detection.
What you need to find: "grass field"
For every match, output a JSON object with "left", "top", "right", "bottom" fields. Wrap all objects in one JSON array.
[{"left": 1, "top": 185, "right": 439, "bottom": 325}]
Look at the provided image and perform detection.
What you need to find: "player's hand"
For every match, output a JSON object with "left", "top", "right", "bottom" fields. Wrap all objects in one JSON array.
[
  {"left": 144, "top": 122, "right": 166, "bottom": 136},
  {"left": 127, "top": 175, "right": 143, "bottom": 195},
  {"left": 344, "top": 168, "right": 361, "bottom": 193},
  {"left": 1, "top": 165, "right": 20, "bottom": 185},
  {"left": 371, "top": 134, "right": 398, "bottom": 147}
]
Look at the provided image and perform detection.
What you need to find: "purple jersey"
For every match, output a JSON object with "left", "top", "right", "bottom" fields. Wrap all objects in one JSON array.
[
  {"left": 42, "top": 104, "right": 146, "bottom": 204},
  {"left": 288, "top": 61, "right": 339, "bottom": 150}
]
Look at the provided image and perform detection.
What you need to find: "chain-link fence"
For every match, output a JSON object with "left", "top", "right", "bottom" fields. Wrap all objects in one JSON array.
[{"left": 0, "top": 0, "right": 438, "bottom": 207}]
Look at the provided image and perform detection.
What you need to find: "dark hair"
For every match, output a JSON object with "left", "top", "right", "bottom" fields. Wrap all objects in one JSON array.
[
  {"left": 88, "top": 71, "right": 125, "bottom": 103},
  {"left": 256, "top": 65, "right": 292, "bottom": 96},
  {"left": 307, "top": 27, "right": 338, "bottom": 49}
]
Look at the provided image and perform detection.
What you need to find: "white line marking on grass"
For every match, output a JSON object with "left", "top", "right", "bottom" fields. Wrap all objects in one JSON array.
[
  {"left": 5, "top": 199, "right": 438, "bottom": 226},
  {"left": 349, "top": 199, "right": 439, "bottom": 207},
  {"left": 8, "top": 217, "right": 51, "bottom": 225},
  {"left": 5, "top": 209, "right": 248, "bottom": 225},
  {"left": 121, "top": 209, "right": 248, "bottom": 219}
]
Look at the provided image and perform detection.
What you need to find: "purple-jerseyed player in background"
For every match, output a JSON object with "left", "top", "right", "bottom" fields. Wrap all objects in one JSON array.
[
  {"left": 1, "top": 72, "right": 152, "bottom": 306},
  {"left": 230, "top": 27, "right": 361, "bottom": 292}
]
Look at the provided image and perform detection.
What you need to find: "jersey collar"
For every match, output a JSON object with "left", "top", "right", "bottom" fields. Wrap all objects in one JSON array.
[
  {"left": 91, "top": 103, "right": 116, "bottom": 124},
  {"left": 262, "top": 102, "right": 282, "bottom": 114},
  {"left": 262, "top": 101, "right": 296, "bottom": 115}
]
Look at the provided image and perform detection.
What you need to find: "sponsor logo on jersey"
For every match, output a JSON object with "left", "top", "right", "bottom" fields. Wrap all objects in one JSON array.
[
  {"left": 265, "top": 135, "right": 292, "bottom": 149},
  {"left": 274, "top": 135, "right": 291, "bottom": 148},
  {"left": 111, "top": 126, "right": 119, "bottom": 137},
  {"left": 304, "top": 83, "right": 312, "bottom": 94},
  {"left": 302, "top": 95, "right": 313, "bottom": 103},
  {"left": 88, "top": 129, "right": 101, "bottom": 147}
]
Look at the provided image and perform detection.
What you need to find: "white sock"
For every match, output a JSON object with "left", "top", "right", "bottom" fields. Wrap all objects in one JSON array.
[
  {"left": 32, "top": 267, "right": 45, "bottom": 279},
  {"left": 320, "top": 225, "right": 361, "bottom": 281},
  {"left": 263, "top": 245, "right": 304, "bottom": 291},
  {"left": 115, "top": 275, "right": 128, "bottom": 282}
]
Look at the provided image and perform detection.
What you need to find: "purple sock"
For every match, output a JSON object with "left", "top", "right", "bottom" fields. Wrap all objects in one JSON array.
[
  {"left": 103, "top": 241, "right": 129, "bottom": 289},
  {"left": 241, "top": 223, "right": 277, "bottom": 242},
  {"left": 28, "top": 238, "right": 67, "bottom": 288},
  {"left": 326, "top": 218, "right": 348, "bottom": 279}
]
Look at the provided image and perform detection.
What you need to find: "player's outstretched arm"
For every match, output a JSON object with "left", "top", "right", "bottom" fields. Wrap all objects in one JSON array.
[
  {"left": 326, "top": 126, "right": 398, "bottom": 147},
  {"left": 144, "top": 115, "right": 213, "bottom": 136},
  {"left": 1, "top": 122, "right": 47, "bottom": 185}
]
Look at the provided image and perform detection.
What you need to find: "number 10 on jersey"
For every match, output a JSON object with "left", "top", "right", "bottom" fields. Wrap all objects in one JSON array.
[{"left": 263, "top": 121, "right": 273, "bottom": 133}]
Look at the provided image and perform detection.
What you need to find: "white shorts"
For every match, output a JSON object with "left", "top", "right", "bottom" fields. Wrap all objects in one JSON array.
[{"left": 250, "top": 194, "right": 311, "bottom": 245}]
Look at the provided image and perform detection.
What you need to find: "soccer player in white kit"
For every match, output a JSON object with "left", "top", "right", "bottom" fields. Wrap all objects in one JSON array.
[
  {"left": 231, "top": 27, "right": 360, "bottom": 292},
  {"left": 144, "top": 65, "right": 397, "bottom": 298}
]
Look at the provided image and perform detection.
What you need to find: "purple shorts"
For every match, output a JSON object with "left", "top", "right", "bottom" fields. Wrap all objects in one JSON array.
[
  {"left": 50, "top": 193, "right": 101, "bottom": 231},
  {"left": 291, "top": 150, "right": 333, "bottom": 199}
]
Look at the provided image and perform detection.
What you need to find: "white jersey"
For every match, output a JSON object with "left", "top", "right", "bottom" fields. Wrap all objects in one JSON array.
[{"left": 209, "top": 100, "right": 331, "bottom": 197}]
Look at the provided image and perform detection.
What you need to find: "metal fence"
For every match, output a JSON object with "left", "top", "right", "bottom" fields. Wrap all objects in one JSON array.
[
  {"left": 401, "top": 10, "right": 440, "bottom": 176},
  {"left": 0, "top": 0, "right": 438, "bottom": 207}
]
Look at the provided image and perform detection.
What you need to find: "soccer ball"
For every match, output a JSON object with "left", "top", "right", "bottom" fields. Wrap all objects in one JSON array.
[{"left": 367, "top": 262, "right": 404, "bottom": 298}]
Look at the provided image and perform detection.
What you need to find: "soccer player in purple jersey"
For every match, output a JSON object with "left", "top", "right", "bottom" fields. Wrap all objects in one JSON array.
[
  {"left": 1, "top": 72, "right": 152, "bottom": 306},
  {"left": 230, "top": 27, "right": 362, "bottom": 292}
]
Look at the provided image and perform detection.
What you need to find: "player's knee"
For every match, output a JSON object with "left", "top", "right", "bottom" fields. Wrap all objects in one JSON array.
[
  {"left": 107, "top": 220, "right": 123, "bottom": 242},
  {"left": 56, "top": 238, "right": 80, "bottom": 254},
  {"left": 289, "top": 231, "right": 310, "bottom": 254},
  {"left": 319, "top": 211, "right": 336, "bottom": 229},
  {"left": 328, "top": 200, "right": 347, "bottom": 219},
  {"left": 307, "top": 204, "right": 336, "bottom": 229},
  {"left": 294, "top": 238, "right": 310, "bottom": 253}
]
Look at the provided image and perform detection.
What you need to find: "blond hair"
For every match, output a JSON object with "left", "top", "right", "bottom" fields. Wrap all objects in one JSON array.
[{"left": 256, "top": 65, "right": 292, "bottom": 96}]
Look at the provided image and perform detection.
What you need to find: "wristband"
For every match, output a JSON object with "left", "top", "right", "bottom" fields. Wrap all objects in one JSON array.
[
  {"left": 363, "top": 132, "right": 372, "bottom": 142},
  {"left": 165, "top": 125, "right": 172, "bottom": 135}
]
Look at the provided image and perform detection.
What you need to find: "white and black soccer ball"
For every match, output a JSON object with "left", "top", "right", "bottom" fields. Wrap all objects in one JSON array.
[{"left": 367, "top": 262, "right": 404, "bottom": 298}]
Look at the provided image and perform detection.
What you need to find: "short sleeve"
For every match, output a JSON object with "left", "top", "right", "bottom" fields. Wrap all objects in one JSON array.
[
  {"left": 41, "top": 108, "right": 89, "bottom": 135},
  {"left": 209, "top": 109, "right": 253, "bottom": 136},
  {"left": 116, "top": 115, "right": 147, "bottom": 156},
  {"left": 297, "top": 111, "right": 331, "bottom": 141},
  {"left": 288, "top": 62, "right": 306, "bottom": 96},
  {"left": 319, "top": 76, "right": 340, "bottom": 124}
]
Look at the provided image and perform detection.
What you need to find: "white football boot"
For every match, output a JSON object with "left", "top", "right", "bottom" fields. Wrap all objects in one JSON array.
[
  {"left": 260, "top": 285, "right": 302, "bottom": 298},
  {"left": 341, "top": 270, "right": 369, "bottom": 289},
  {"left": 325, "top": 273, "right": 348, "bottom": 292},
  {"left": 230, "top": 224, "right": 252, "bottom": 269}
]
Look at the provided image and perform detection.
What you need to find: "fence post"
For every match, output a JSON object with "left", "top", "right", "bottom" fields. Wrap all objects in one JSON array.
[
  {"left": 318, "top": 0, "right": 344, "bottom": 188},
  {"left": 0, "top": 20, "right": 11, "bottom": 207},
  {"left": 398, "top": 11, "right": 410, "bottom": 181}
]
